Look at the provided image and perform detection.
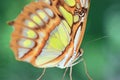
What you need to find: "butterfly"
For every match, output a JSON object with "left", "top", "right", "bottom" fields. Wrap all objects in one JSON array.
[{"left": 9, "top": 0, "right": 90, "bottom": 80}]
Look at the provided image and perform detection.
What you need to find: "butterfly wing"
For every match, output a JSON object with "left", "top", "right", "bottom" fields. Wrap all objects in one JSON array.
[
  {"left": 10, "top": 0, "right": 90, "bottom": 68},
  {"left": 36, "top": 0, "right": 51, "bottom": 5},
  {"left": 10, "top": 2, "right": 71, "bottom": 68}
]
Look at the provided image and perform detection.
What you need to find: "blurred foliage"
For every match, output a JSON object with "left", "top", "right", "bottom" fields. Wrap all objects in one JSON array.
[{"left": 0, "top": 0, "right": 120, "bottom": 80}]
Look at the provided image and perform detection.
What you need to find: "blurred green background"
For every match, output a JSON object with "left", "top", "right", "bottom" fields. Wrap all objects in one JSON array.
[{"left": 0, "top": 0, "right": 120, "bottom": 80}]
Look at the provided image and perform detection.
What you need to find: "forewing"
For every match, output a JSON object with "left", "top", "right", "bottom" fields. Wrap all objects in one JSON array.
[{"left": 10, "top": 1, "right": 71, "bottom": 68}]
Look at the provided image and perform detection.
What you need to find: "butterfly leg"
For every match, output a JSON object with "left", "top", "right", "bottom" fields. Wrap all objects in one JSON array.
[
  {"left": 69, "top": 66, "right": 73, "bottom": 80},
  {"left": 82, "top": 58, "right": 93, "bottom": 80},
  {"left": 37, "top": 68, "right": 46, "bottom": 80},
  {"left": 62, "top": 67, "right": 69, "bottom": 80}
]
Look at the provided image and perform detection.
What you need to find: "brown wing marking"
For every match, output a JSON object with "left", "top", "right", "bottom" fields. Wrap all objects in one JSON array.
[{"left": 10, "top": 2, "right": 61, "bottom": 63}]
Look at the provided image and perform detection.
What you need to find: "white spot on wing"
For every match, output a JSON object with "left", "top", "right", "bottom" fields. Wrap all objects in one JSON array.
[
  {"left": 36, "top": 10, "right": 49, "bottom": 23},
  {"left": 80, "top": 0, "right": 85, "bottom": 7},
  {"left": 18, "top": 48, "right": 30, "bottom": 58},
  {"left": 44, "top": 8, "right": 54, "bottom": 17},
  {"left": 39, "top": 32, "right": 45, "bottom": 38}
]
